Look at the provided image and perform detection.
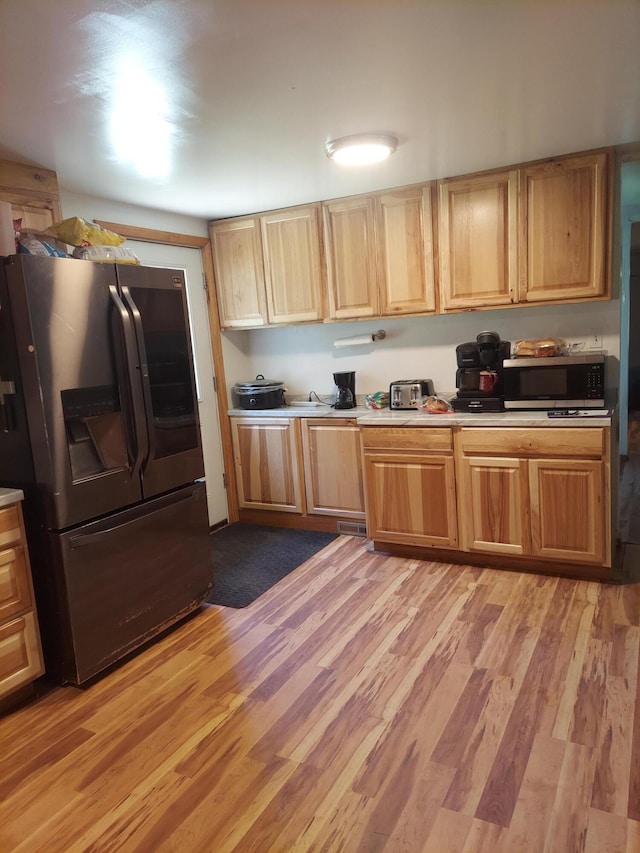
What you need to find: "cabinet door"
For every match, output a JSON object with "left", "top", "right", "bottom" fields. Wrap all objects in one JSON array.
[
  {"left": 209, "top": 217, "right": 268, "bottom": 328},
  {"left": 0, "top": 612, "right": 44, "bottom": 700},
  {"left": 519, "top": 151, "right": 609, "bottom": 302},
  {"left": 438, "top": 170, "right": 518, "bottom": 310},
  {"left": 458, "top": 456, "right": 529, "bottom": 555},
  {"left": 231, "top": 418, "right": 304, "bottom": 512},
  {"left": 376, "top": 184, "right": 436, "bottom": 316},
  {"left": 0, "top": 546, "right": 33, "bottom": 622},
  {"left": 301, "top": 419, "right": 365, "bottom": 518},
  {"left": 0, "top": 159, "right": 63, "bottom": 237},
  {"left": 0, "top": 501, "right": 44, "bottom": 698},
  {"left": 363, "top": 452, "right": 457, "bottom": 548},
  {"left": 529, "top": 458, "right": 604, "bottom": 563},
  {"left": 260, "top": 204, "right": 325, "bottom": 324},
  {"left": 323, "top": 196, "right": 379, "bottom": 319}
]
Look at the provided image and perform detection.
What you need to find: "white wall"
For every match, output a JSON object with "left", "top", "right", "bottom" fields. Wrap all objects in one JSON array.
[
  {"left": 59, "top": 191, "right": 208, "bottom": 238},
  {"left": 223, "top": 299, "right": 621, "bottom": 405}
]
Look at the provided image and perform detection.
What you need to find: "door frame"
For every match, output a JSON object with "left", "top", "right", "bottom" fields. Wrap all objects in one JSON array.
[
  {"left": 615, "top": 143, "right": 640, "bottom": 458},
  {"left": 94, "top": 220, "right": 239, "bottom": 521}
]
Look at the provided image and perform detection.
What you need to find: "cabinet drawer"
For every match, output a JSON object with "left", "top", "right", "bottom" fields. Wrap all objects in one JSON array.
[
  {"left": 0, "top": 545, "right": 33, "bottom": 621},
  {"left": 361, "top": 427, "right": 453, "bottom": 452},
  {"left": 0, "top": 611, "right": 44, "bottom": 700},
  {"left": 0, "top": 505, "right": 21, "bottom": 549},
  {"left": 457, "top": 427, "right": 605, "bottom": 458}
]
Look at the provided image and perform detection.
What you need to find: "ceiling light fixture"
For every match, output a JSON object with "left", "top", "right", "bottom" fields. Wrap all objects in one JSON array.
[{"left": 325, "top": 133, "right": 398, "bottom": 166}]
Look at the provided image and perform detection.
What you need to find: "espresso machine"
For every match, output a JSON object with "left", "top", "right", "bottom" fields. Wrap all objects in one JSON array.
[
  {"left": 333, "top": 371, "right": 356, "bottom": 409},
  {"left": 451, "top": 331, "right": 510, "bottom": 413}
]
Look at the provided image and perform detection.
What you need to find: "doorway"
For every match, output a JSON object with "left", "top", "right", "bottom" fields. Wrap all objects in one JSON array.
[
  {"left": 618, "top": 160, "right": 640, "bottom": 546},
  {"left": 627, "top": 224, "right": 640, "bottom": 454}
]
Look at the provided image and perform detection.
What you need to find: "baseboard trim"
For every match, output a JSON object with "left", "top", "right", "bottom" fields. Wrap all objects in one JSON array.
[
  {"left": 370, "top": 541, "right": 617, "bottom": 583},
  {"left": 238, "top": 509, "right": 363, "bottom": 534}
]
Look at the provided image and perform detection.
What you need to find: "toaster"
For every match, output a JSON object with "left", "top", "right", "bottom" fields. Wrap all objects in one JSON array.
[{"left": 389, "top": 379, "right": 434, "bottom": 410}]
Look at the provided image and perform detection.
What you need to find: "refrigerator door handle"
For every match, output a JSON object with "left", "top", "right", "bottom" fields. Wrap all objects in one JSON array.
[
  {"left": 108, "top": 284, "right": 148, "bottom": 479},
  {"left": 121, "top": 285, "right": 157, "bottom": 467},
  {"left": 68, "top": 488, "right": 197, "bottom": 548}
]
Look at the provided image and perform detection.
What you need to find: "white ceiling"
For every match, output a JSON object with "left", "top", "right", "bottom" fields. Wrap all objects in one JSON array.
[{"left": 1, "top": 0, "right": 639, "bottom": 221}]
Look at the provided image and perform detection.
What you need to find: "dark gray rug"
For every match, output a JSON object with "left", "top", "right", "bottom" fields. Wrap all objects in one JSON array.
[{"left": 207, "top": 522, "right": 338, "bottom": 608}]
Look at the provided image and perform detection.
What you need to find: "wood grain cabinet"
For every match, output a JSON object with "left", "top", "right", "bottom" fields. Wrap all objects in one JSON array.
[
  {"left": 210, "top": 216, "right": 268, "bottom": 329},
  {"left": 375, "top": 184, "right": 437, "bottom": 316},
  {"left": 0, "top": 499, "right": 44, "bottom": 700},
  {"left": 438, "top": 149, "right": 611, "bottom": 312},
  {"left": 211, "top": 204, "right": 324, "bottom": 329},
  {"left": 300, "top": 418, "right": 365, "bottom": 518},
  {"left": 455, "top": 455, "right": 529, "bottom": 556},
  {"left": 0, "top": 158, "right": 63, "bottom": 237},
  {"left": 322, "top": 195, "right": 379, "bottom": 320},
  {"left": 438, "top": 169, "right": 519, "bottom": 310},
  {"left": 323, "top": 185, "right": 438, "bottom": 320},
  {"left": 211, "top": 148, "right": 611, "bottom": 328},
  {"left": 260, "top": 204, "right": 325, "bottom": 324},
  {"left": 361, "top": 427, "right": 458, "bottom": 549},
  {"left": 519, "top": 151, "right": 609, "bottom": 303},
  {"left": 456, "top": 427, "right": 609, "bottom": 567},
  {"left": 231, "top": 417, "right": 305, "bottom": 513}
]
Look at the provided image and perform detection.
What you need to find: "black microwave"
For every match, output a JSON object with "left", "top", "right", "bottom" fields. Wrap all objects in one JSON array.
[{"left": 502, "top": 354, "right": 605, "bottom": 409}]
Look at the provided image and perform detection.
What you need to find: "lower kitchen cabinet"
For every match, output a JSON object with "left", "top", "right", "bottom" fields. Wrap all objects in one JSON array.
[
  {"left": 361, "top": 427, "right": 458, "bottom": 548},
  {"left": 528, "top": 457, "right": 605, "bottom": 563},
  {"left": 231, "top": 417, "right": 305, "bottom": 513},
  {"left": 456, "top": 455, "right": 529, "bottom": 556},
  {"left": 231, "top": 419, "right": 612, "bottom": 575},
  {"left": 0, "top": 497, "right": 45, "bottom": 701},
  {"left": 456, "top": 427, "right": 609, "bottom": 566},
  {"left": 300, "top": 418, "right": 365, "bottom": 518},
  {"left": 230, "top": 416, "right": 366, "bottom": 523}
]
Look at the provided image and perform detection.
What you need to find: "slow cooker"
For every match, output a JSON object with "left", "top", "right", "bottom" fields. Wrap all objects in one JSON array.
[{"left": 233, "top": 375, "right": 287, "bottom": 409}]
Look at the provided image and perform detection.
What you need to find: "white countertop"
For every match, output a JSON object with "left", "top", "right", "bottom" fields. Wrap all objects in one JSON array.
[
  {"left": 228, "top": 406, "right": 613, "bottom": 426},
  {"left": 356, "top": 409, "right": 613, "bottom": 427},
  {"left": 0, "top": 487, "right": 24, "bottom": 507},
  {"left": 228, "top": 405, "right": 370, "bottom": 418}
]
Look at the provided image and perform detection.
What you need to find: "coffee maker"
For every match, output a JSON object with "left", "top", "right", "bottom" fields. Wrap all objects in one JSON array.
[
  {"left": 333, "top": 371, "right": 356, "bottom": 409},
  {"left": 451, "top": 331, "right": 510, "bottom": 413}
]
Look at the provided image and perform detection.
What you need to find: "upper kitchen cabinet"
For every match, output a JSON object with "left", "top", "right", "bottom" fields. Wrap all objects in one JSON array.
[
  {"left": 438, "top": 169, "right": 519, "bottom": 311},
  {"left": 0, "top": 159, "right": 63, "bottom": 235},
  {"left": 260, "top": 204, "right": 325, "bottom": 324},
  {"left": 210, "top": 216, "right": 268, "bottom": 329},
  {"left": 323, "top": 195, "right": 379, "bottom": 320},
  {"left": 375, "top": 184, "right": 437, "bottom": 316},
  {"left": 210, "top": 146, "right": 613, "bottom": 329},
  {"left": 519, "top": 150, "right": 610, "bottom": 303}
]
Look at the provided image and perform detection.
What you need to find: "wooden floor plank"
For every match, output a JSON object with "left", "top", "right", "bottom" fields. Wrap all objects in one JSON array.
[
  {"left": 1, "top": 535, "right": 639, "bottom": 852},
  {"left": 591, "top": 626, "right": 639, "bottom": 816},
  {"left": 498, "top": 735, "right": 566, "bottom": 853},
  {"left": 543, "top": 741, "right": 598, "bottom": 853},
  {"left": 584, "top": 807, "right": 630, "bottom": 853},
  {"left": 474, "top": 622, "right": 566, "bottom": 828}
]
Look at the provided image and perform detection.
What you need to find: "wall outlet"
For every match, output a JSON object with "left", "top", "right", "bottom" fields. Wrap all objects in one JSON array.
[{"left": 588, "top": 333, "right": 602, "bottom": 349}]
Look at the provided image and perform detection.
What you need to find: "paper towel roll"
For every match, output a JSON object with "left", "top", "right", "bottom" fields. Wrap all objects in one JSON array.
[{"left": 333, "top": 334, "right": 374, "bottom": 348}]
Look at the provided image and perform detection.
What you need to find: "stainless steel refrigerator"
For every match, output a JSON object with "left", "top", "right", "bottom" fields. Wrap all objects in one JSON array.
[{"left": 0, "top": 255, "right": 213, "bottom": 684}]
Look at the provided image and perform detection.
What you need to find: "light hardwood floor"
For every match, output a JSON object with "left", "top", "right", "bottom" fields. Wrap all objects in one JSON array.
[{"left": 1, "top": 536, "right": 639, "bottom": 853}]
